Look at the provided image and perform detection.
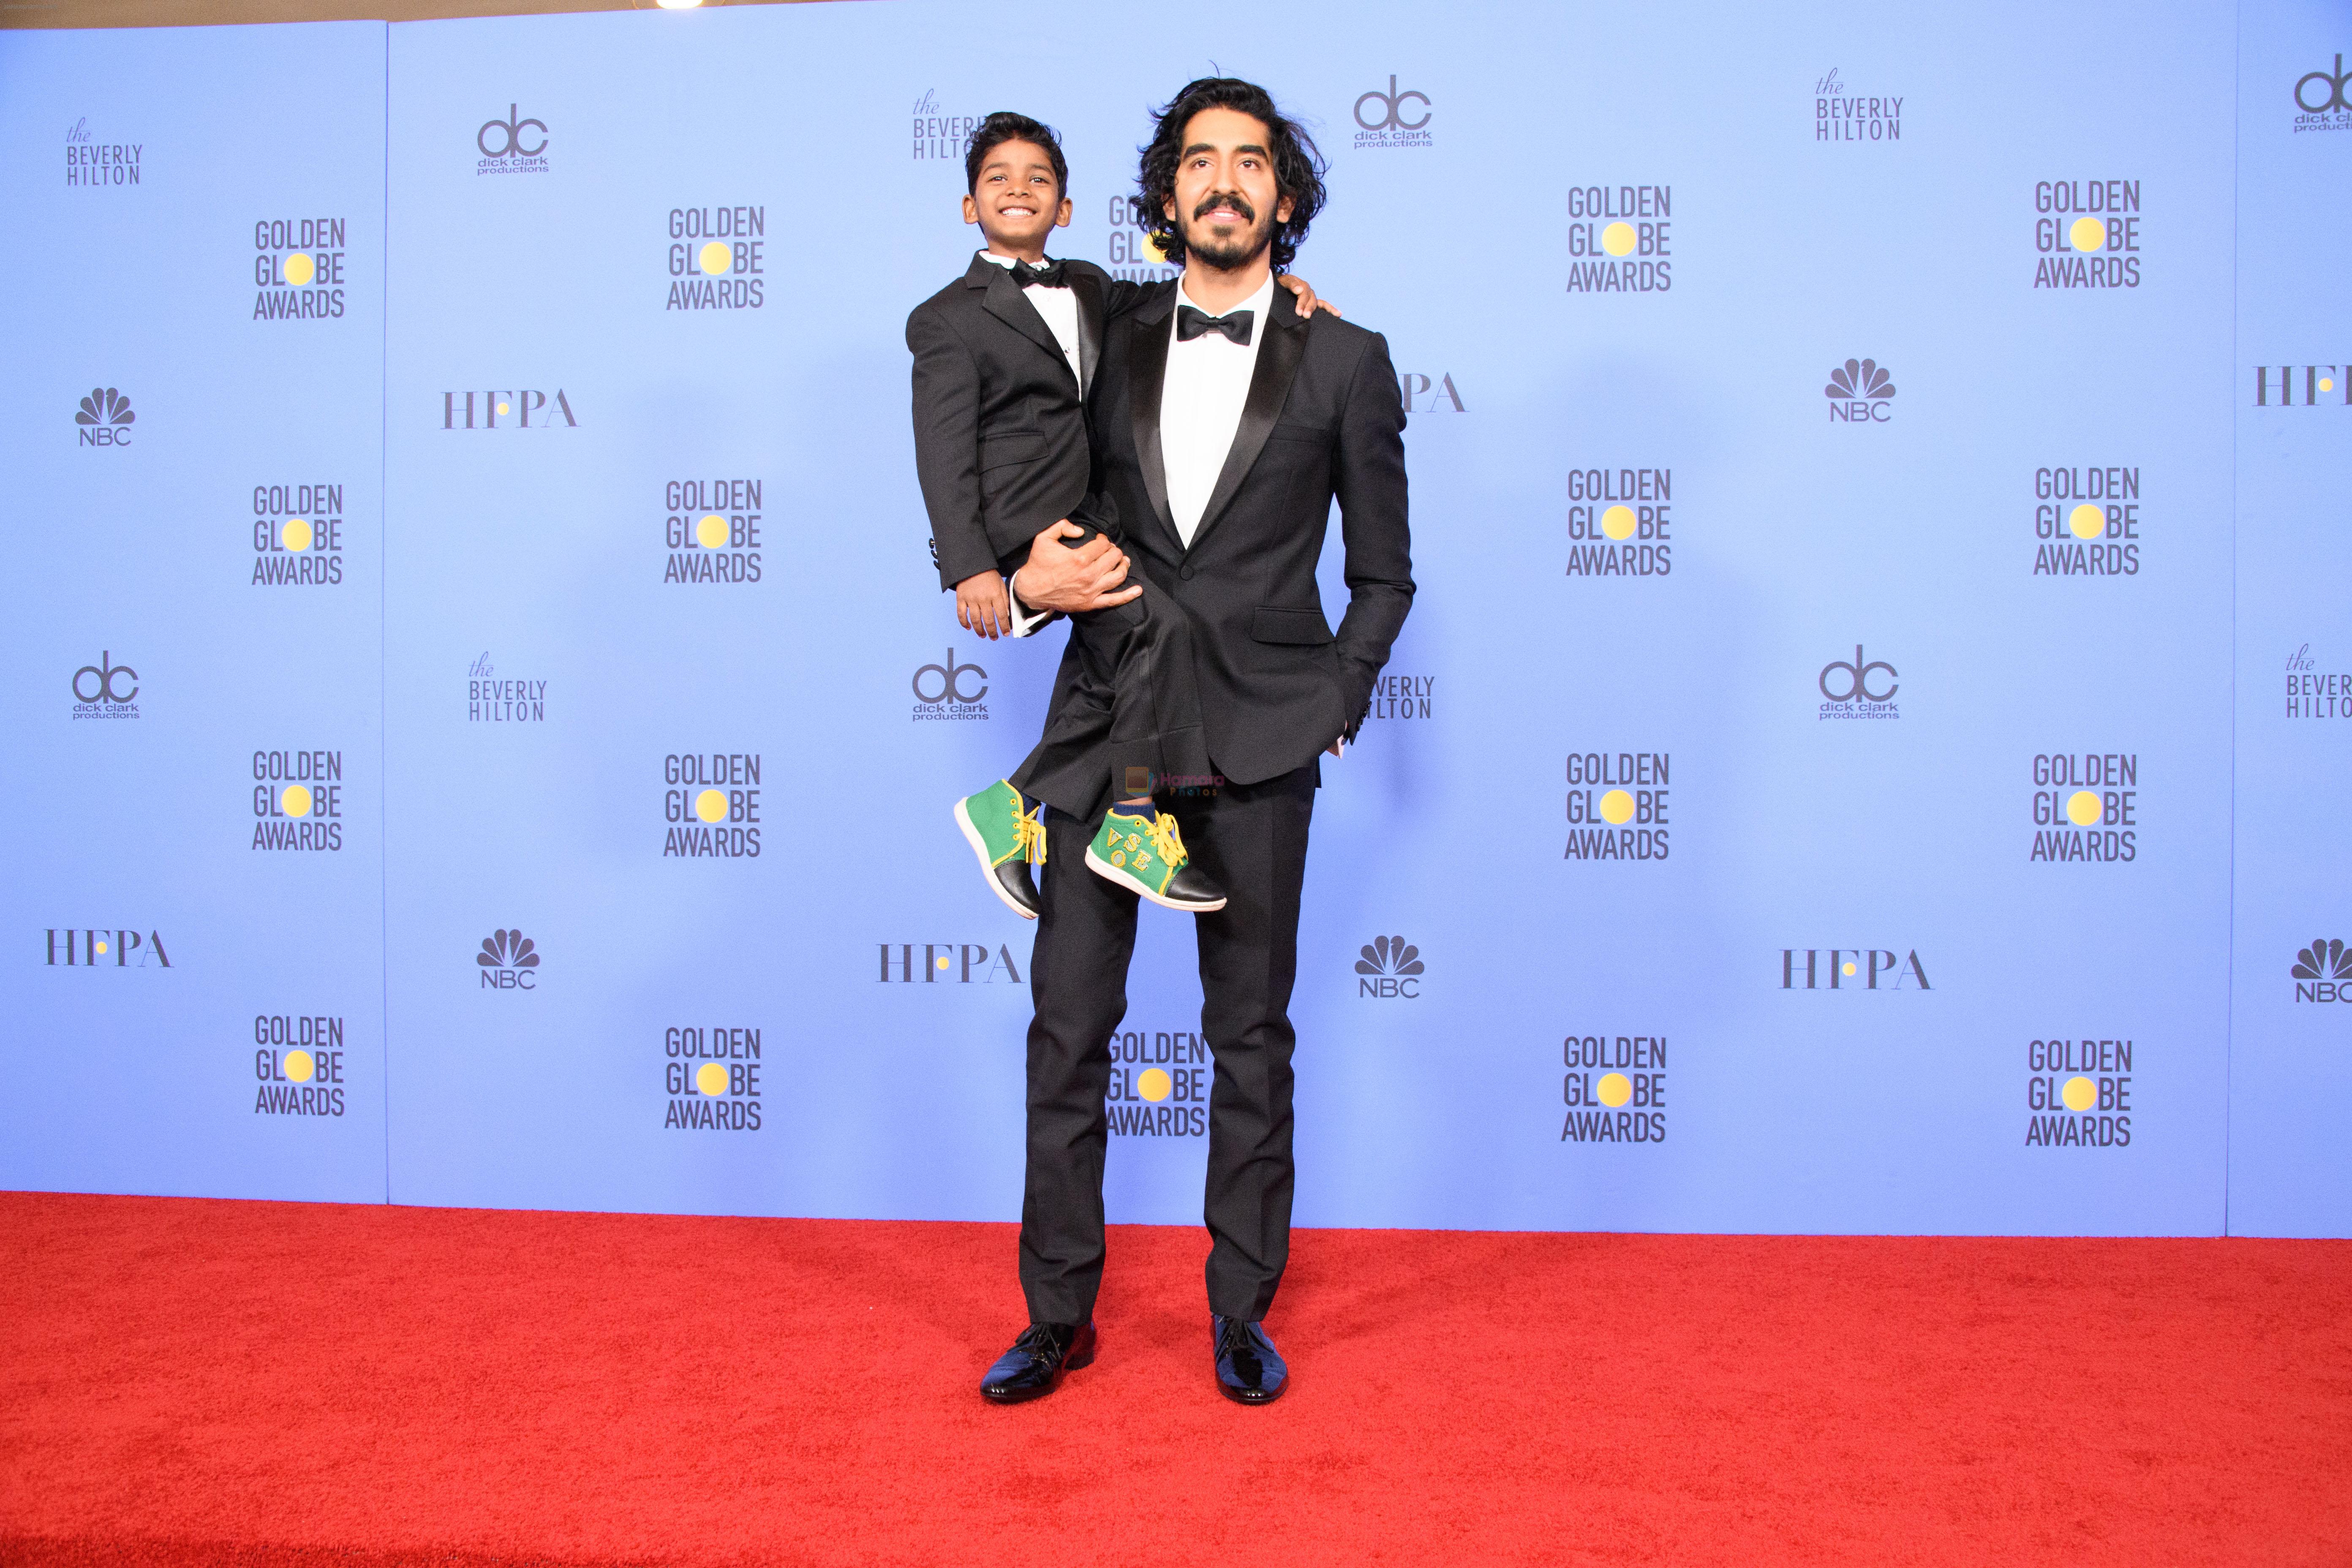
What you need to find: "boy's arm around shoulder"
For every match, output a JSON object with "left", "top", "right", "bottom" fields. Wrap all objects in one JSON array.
[{"left": 906, "top": 299, "right": 999, "bottom": 592}]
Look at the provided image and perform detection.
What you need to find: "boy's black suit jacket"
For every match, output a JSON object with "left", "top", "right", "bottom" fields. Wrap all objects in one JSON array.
[
  {"left": 907, "top": 253, "right": 1143, "bottom": 590},
  {"left": 1083, "top": 284, "right": 1413, "bottom": 785}
]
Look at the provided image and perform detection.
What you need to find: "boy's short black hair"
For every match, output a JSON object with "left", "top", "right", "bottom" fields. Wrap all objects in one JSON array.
[{"left": 965, "top": 112, "right": 1070, "bottom": 198}]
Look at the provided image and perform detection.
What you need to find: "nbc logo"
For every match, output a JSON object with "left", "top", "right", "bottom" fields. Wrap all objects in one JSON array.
[
  {"left": 75, "top": 386, "right": 133, "bottom": 446},
  {"left": 478, "top": 928, "right": 539, "bottom": 989},
  {"left": 2292, "top": 937, "right": 2352, "bottom": 1002},
  {"left": 1355, "top": 935, "right": 1423, "bottom": 998},
  {"left": 1824, "top": 359, "right": 1895, "bottom": 422}
]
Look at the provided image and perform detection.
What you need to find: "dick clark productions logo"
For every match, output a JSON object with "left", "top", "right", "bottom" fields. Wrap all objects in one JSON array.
[{"left": 477, "top": 105, "right": 548, "bottom": 174}]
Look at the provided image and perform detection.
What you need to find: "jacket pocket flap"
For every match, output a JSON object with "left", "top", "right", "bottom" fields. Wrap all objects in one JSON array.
[
  {"left": 1266, "top": 421, "right": 1334, "bottom": 443},
  {"left": 1251, "top": 606, "right": 1334, "bottom": 645},
  {"left": 979, "top": 431, "right": 1048, "bottom": 471}
]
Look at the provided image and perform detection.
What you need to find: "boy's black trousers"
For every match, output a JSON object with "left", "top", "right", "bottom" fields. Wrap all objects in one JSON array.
[{"left": 1006, "top": 524, "right": 1211, "bottom": 823}]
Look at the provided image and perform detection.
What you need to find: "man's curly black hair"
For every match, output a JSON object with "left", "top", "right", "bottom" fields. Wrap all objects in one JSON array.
[{"left": 1134, "top": 77, "right": 1326, "bottom": 272}]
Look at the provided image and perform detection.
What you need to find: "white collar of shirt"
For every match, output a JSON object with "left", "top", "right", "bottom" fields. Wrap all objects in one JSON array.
[
  {"left": 976, "top": 250, "right": 1083, "bottom": 389},
  {"left": 1158, "top": 271, "right": 1278, "bottom": 549}
]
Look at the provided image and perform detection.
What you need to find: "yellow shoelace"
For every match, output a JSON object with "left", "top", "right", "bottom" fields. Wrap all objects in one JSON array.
[
  {"left": 1140, "top": 811, "right": 1187, "bottom": 870},
  {"left": 1015, "top": 801, "right": 1048, "bottom": 866}
]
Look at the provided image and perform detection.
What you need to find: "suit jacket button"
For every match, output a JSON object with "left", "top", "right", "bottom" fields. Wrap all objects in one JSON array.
[{"left": 1179, "top": 563, "right": 1195, "bottom": 580}]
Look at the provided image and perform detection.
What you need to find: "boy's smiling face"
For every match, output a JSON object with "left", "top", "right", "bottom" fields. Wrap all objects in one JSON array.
[{"left": 961, "top": 139, "right": 1073, "bottom": 262}]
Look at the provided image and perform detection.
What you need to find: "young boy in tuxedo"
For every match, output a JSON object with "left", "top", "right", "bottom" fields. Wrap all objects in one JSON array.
[{"left": 909, "top": 112, "right": 1330, "bottom": 919}]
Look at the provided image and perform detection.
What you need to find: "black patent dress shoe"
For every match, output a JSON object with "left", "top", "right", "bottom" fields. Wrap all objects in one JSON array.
[
  {"left": 1211, "top": 1315, "right": 1287, "bottom": 1405},
  {"left": 980, "top": 1320, "right": 1095, "bottom": 1404}
]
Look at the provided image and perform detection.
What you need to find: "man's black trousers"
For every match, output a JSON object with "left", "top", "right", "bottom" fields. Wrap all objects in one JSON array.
[{"left": 1018, "top": 763, "right": 1316, "bottom": 1326}]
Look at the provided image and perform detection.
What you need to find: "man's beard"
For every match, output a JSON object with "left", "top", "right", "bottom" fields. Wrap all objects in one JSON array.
[{"left": 1181, "top": 190, "right": 1274, "bottom": 271}]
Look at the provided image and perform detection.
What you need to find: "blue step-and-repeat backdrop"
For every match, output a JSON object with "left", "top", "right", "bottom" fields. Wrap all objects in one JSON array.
[{"left": 3, "top": 0, "right": 2346, "bottom": 1237}]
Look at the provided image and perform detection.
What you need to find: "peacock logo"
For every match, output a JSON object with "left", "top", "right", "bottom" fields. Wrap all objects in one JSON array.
[
  {"left": 1824, "top": 359, "right": 1895, "bottom": 422},
  {"left": 2292, "top": 937, "right": 2352, "bottom": 1003},
  {"left": 1356, "top": 936, "right": 1423, "bottom": 998},
  {"left": 75, "top": 386, "right": 134, "bottom": 446},
  {"left": 477, "top": 928, "right": 540, "bottom": 990}
]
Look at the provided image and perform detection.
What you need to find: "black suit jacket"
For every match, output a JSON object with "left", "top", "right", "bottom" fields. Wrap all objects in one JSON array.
[
  {"left": 907, "top": 254, "right": 1148, "bottom": 590},
  {"left": 1085, "top": 285, "right": 1413, "bottom": 786}
]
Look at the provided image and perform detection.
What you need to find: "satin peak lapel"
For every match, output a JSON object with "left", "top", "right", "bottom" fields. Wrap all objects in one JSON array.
[
  {"left": 1067, "top": 268, "right": 1103, "bottom": 397},
  {"left": 980, "top": 267, "right": 1075, "bottom": 385},
  {"left": 1186, "top": 292, "right": 1309, "bottom": 553},
  {"left": 1127, "top": 292, "right": 1181, "bottom": 550}
]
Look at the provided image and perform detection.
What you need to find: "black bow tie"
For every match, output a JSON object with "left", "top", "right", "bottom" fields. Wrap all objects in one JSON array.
[
  {"left": 1176, "top": 305, "right": 1255, "bottom": 346},
  {"left": 1009, "top": 258, "right": 1065, "bottom": 289}
]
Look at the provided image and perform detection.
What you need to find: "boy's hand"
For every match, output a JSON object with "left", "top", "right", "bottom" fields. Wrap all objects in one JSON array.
[
  {"left": 1277, "top": 273, "right": 1344, "bottom": 319},
  {"left": 954, "top": 570, "right": 1013, "bottom": 640}
]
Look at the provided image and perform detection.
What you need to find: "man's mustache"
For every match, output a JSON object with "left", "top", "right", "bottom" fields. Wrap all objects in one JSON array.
[{"left": 1191, "top": 191, "right": 1257, "bottom": 224}]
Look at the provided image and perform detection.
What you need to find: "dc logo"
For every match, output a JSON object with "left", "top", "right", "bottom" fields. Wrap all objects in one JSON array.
[
  {"left": 1354, "top": 76, "right": 1430, "bottom": 133},
  {"left": 2295, "top": 54, "right": 2349, "bottom": 113},
  {"left": 73, "top": 651, "right": 137, "bottom": 704},
  {"left": 1819, "top": 645, "right": 1897, "bottom": 703},
  {"left": 477, "top": 104, "right": 547, "bottom": 159},
  {"left": 913, "top": 648, "right": 987, "bottom": 705}
]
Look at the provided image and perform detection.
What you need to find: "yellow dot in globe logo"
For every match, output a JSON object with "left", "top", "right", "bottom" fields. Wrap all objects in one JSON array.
[
  {"left": 2062, "top": 1075, "right": 2097, "bottom": 1112},
  {"left": 936, "top": 954, "right": 950, "bottom": 970},
  {"left": 1137, "top": 1067, "right": 1172, "bottom": 1103},
  {"left": 281, "top": 517, "right": 313, "bottom": 551},
  {"left": 283, "top": 252, "right": 315, "bottom": 286},
  {"left": 1842, "top": 961, "right": 1857, "bottom": 977},
  {"left": 698, "top": 241, "right": 732, "bottom": 276},
  {"left": 694, "top": 788, "right": 727, "bottom": 823},
  {"left": 495, "top": 400, "right": 510, "bottom": 416},
  {"left": 1596, "top": 1072, "right": 1633, "bottom": 1108},
  {"left": 94, "top": 939, "right": 108, "bottom": 955},
  {"left": 695, "top": 1062, "right": 729, "bottom": 1097},
  {"left": 695, "top": 514, "right": 728, "bottom": 549},
  {"left": 1598, "top": 788, "right": 1635, "bottom": 825},
  {"left": 2068, "top": 504, "right": 2104, "bottom": 541},
  {"left": 284, "top": 1049, "right": 315, "bottom": 1083},
  {"left": 1601, "top": 504, "right": 1637, "bottom": 541},
  {"left": 2069, "top": 217, "right": 2107, "bottom": 253},
  {"left": 1601, "top": 221, "right": 1636, "bottom": 257},
  {"left": 2067, "top": 789, "right": 2102, "bottom": 827},
  {"left": 280, "top": 784, "right": 313, "bottom": 817},
  {"left": 2323, "top": 378, "right": 2337, "bottom": 394}
]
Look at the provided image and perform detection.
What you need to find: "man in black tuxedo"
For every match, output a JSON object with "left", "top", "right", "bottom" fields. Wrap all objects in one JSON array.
[
  {"left": 980, "top": 78, "right": 1413, "bottom": 1407},
  {"left": 910, "top": 114, "right": 1331, "bottom": 917}
]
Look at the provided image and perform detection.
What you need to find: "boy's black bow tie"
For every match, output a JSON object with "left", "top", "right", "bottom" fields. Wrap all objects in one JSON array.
[
  {"left": 1010, "top": 259, "right": 1065, "bottom": 289},
  {"left": 1176, "top": 305, "right": 1254, "bottom": 346}
]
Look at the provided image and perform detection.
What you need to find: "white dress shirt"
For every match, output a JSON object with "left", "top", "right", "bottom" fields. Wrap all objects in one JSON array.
[
  {"left": 976, "top": 250, "right": 1081, "bottom": 390},
  {"left": 1160, "top": 270, "right": 1276, "bottom": 548}
]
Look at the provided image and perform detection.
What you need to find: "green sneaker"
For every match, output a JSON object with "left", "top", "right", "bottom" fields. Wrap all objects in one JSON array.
[
  {"left": 1084, "top": 807, "right": 1227, "bottom": 912},
  {"left": 953, "top": 780, "right": 1045, "bottom": 919}
]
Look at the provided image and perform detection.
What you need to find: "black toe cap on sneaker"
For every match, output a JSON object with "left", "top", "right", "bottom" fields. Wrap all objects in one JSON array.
[
  {"left": 1160, "top": 863, "right": 1227, "bottom": 912},
  {"left": 993, "top": 859, "right": 1042, "bottom": 918}
]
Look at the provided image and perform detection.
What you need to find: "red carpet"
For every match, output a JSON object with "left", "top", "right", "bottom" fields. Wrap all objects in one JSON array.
[{"left": 1, "top": 1193, "right": 2347, "bottom": 1566}]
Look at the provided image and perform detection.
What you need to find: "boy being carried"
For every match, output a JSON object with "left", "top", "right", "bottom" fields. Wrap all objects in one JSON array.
[{"left": 908, "top": 112, "right": 1332, "bottom": 919}]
